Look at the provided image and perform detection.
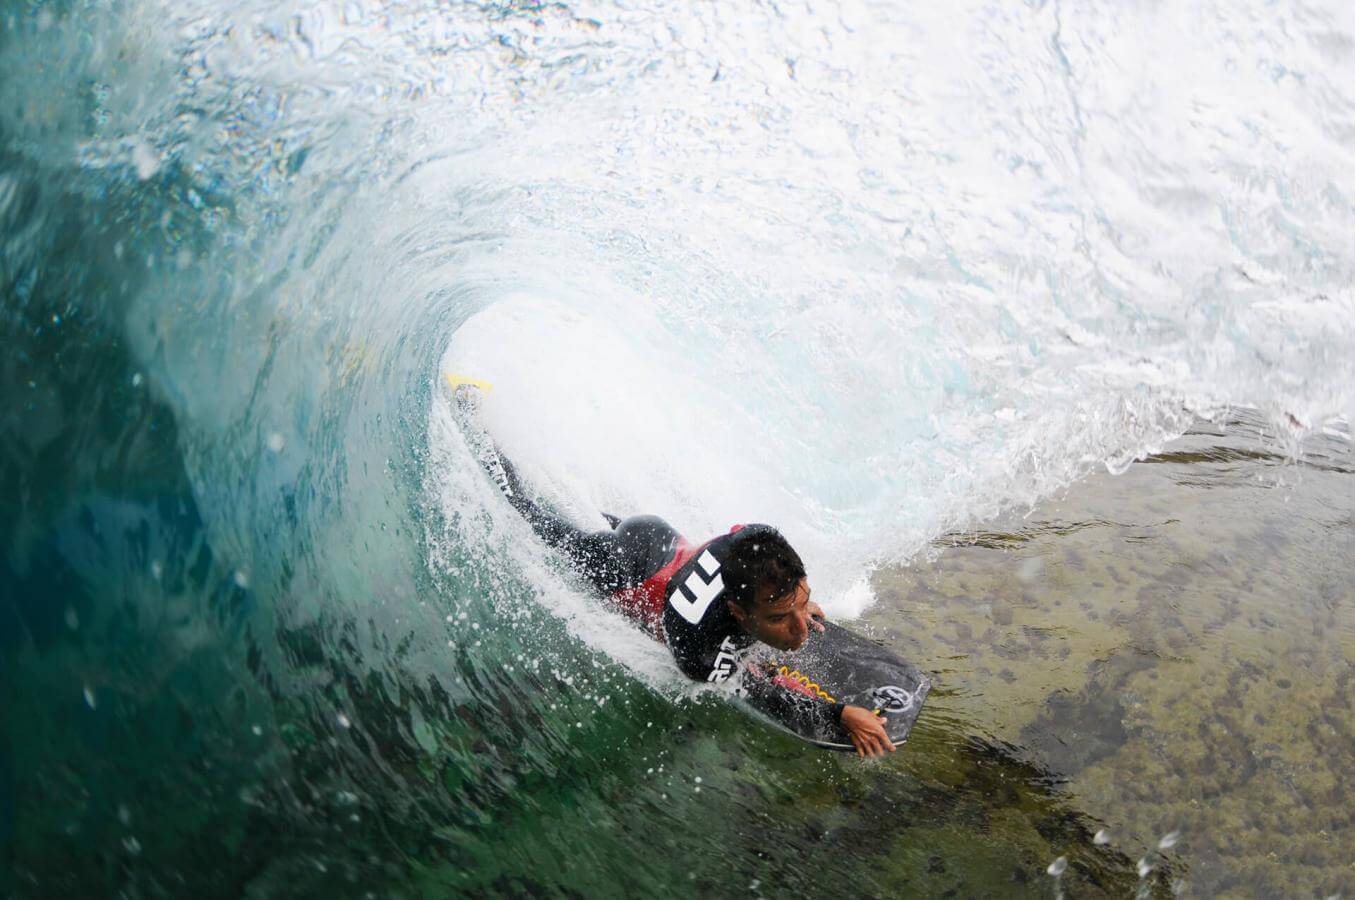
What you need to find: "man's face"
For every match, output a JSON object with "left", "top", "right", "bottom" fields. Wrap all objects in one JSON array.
[{"left": 729, "top": 577, "right": 814, "bottom": 651}]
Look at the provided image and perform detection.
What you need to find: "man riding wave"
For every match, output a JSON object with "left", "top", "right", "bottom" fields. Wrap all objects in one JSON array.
[{"left": 454, "top": 384, "right": 896, "bottom": 757}]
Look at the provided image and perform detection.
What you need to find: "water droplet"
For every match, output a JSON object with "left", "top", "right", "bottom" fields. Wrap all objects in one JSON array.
[
  {"left": 1047, "top": 856, "right": 1067, "bottom": 876},
  {"left": 83, "top": 685, "right": 96, "bottom": 709},
  {"left": 233, "top": 570, "right": 249, "bottom": 589},
  {"left": 694, "top": 776, "right": 702, "bottom": 784},
  {"left": 1137, "top": 858, "right": 1152, "bottom": 878},
  {"left": 336, "top": 713, "right": 351, "bottom": 729},
  {"left": 131, "top": 141, "right": 160, "bottom": 180},
  {"left": 252, "top": 724, "right": 263, "bottom": 736},
  {"left": 265, "top": 432, "right": 285, "bottom": 453},
  {"left": 64, "top": 606, "right": 79, "bottom": 630},
  {"left": 1157, "top": 830, "right": 1180, "bottom": 850},
  {"left": 122, "top": 836, "right": 142, "bottom": 855},
  {"left": 150, "top": 560, "right": 163, "bottom": 580},
  {"left": 445, "top": 614, "right": 453, "bottom": 623},
  {"left": 1093, "top": 829, "right": 1110, "bottom": 845}
]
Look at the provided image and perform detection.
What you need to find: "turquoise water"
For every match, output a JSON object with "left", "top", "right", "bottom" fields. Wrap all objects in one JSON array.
[{"left": 3, "top": 1, "right": 1354, "bottom": 895}]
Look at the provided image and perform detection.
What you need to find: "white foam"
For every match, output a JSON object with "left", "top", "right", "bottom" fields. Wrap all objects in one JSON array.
[{"left": 64, "top": 0, "right": 1353, "bottom": 676}]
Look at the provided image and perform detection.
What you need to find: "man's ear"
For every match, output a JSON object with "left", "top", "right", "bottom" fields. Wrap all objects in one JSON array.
[{"left": 726, "top": 599, "right": 747, "bottom": 625}]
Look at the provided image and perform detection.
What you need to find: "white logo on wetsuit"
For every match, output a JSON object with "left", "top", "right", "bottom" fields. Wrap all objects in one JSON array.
[
  {"left": 481, "top": 447, "right": 514, "bottom": 498},
  {"left": 707, "top": 636, "right": 739, "bottom": 683},
  {"left": 670, "top": 549, "right": 724, "bottom": 625}
]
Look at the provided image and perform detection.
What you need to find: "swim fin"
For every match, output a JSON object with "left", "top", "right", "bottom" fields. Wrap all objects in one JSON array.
[{"left": 444, "top": 373, "right": 494, "bottom": 395}]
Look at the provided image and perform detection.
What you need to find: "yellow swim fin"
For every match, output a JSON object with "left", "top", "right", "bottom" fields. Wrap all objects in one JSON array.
[{"left": 443, "top": 373, "right": 494, "bottom": 394}]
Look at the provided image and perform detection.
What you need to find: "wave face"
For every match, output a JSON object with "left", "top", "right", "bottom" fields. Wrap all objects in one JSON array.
[{"left": 3, "top": 0, "right": 1354, "bottom": 894}]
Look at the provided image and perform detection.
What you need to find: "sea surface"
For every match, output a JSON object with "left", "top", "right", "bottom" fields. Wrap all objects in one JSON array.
[{"left": 2, "top": 1, "right": 1353, "bottom": 896}]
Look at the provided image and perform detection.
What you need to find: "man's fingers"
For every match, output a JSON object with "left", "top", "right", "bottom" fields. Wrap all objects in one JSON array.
[
  {"left": 845, "top": 706, "right": 898, "bottom": 758},
  {"left": 811, "top": 617, "right": 826, "bottom": 633},
  {"left": 868, "top": 712, "right": 897, "bottom": 752}
]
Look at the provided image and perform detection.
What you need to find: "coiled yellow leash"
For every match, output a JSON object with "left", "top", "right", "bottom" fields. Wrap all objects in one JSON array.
[
  {"left": 775, "top": 665, "right": 883, "bottom": 715},
  {"left": 776, "top": 665, "right": 837, "bottom": 704}
]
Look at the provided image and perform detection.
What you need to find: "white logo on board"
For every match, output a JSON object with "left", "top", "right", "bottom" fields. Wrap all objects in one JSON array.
[
  {"left": 670, "top": 550, "right": 724, "bottom": 625},
  {"left": 869, "top": 684, "right": 917, "bottom": 713}
]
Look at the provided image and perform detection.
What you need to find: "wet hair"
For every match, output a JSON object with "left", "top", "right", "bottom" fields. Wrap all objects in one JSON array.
[{"left": 721, "top": 525, "right": 806, "bottom": 610}]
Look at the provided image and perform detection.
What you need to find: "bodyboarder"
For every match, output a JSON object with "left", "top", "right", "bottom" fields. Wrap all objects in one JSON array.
[{"left": 453, "top": 383, "right": 896, "bottom": 757}]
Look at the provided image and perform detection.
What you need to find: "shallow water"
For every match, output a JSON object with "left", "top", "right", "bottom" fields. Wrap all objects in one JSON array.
[
  {"left": 869, "top": 412, "right": 1355, "bottom": 897},
  {"left": 3, "top": 0, "right": 1355, "bottom": 896}
]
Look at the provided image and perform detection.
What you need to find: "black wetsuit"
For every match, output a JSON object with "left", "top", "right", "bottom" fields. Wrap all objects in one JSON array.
[{"left": 473, "top": 433, "right": 844, "bottom": 733}]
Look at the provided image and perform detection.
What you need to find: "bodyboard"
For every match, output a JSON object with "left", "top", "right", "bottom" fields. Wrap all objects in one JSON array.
[{"left": 745, "top": 622, "right": 930, "bottom": 751}]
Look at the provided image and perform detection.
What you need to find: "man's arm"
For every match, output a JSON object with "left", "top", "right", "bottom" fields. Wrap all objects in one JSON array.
[
  {"left": 737, "top": 664, "right": 895, "bottom": 756},
  {"left": 738, "top": 663, "right": 845, "bottom": 733}
]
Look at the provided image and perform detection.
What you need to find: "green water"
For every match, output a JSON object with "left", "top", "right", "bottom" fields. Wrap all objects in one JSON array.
[{"left": 869, "top": 415, "right": 1355, "bottom": 898}]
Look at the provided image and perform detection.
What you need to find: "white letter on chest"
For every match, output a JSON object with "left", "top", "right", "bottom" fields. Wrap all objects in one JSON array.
[{"left": 670, "top": 550, "right": 724, "bottom": 625}]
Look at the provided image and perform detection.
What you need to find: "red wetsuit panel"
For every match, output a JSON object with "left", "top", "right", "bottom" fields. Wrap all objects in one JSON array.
[
  {"left": 611, "top": 524, "right": 744, "bottom": 642},
  {"left": 612, "top": 538, "right": 698, "bottom": 641}
]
